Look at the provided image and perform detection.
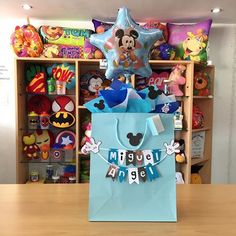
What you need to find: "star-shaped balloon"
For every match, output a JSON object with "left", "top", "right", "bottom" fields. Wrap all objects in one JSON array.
[{"left": 90, "top": 7, "right": 163, "bottom": 80}]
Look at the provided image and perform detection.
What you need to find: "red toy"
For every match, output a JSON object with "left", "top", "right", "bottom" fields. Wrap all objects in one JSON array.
[
  {"left": 192, "top": 105, "right": 204, "bottom": 129},
  {"left": 26, "top": 72, "right": 47, "bottom": 94},
  {"left": 22, "top": 134, "right": 39, "bottom": 160},
  {"left": 81, "top": 122, "right": 92, "bottom": 146},
  {"left": 28, "top": 95, "right": 51, "bottom": 114},
  {"left": 50, "top": 96, "right": 75, "bottom": 128}
]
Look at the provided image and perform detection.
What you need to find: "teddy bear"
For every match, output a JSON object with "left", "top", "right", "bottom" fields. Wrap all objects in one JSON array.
[{"left": 194, "top": 71, "right": 210, "bottom": 96}]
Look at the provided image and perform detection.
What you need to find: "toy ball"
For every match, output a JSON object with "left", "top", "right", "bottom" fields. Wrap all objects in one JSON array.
[
  {"left": 11, "top": 25, "right": 43, "bottom": 57},
  {"left": 159, "top": 43, "right": 176, "bottom": 60},
  {"left": 194, "top": 71, "right": 210, "bottom": 96}
]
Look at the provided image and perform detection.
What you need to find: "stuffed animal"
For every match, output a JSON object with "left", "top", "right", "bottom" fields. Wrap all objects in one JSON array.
[
  {"left": 167, "top": 64, "right": 186, "bottom": 96},
  {"left": 194, "top": 71, "right": 210, "bottom": 96},
  {"left": 175, "top": 139, "right": 186, "bottom": 163},
  {"left": 175, "top": 172, "right": 184, "bottom": 184},
  {"left": 191, "top": 165, "right": 203, "bottom": 184},
  {"left": 22, "top": 134, "right": 39, "bottom": 159},
  {"left": 81, "top": 122, "right": 92, "bottom": 146}
]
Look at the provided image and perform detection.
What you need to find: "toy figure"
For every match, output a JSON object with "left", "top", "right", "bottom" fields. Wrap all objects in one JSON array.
[
  {"left": 175, "top": 139, "right": 186, "bottom": 163},
  {"left": 22, "top": 134, "right": 39, "bottom": 160},
  {"left": 175, "top": 172, "right": 184, "bottom": 184},
  {"left": 167, "top": 64, "right": 186, "bottom": 96},
  {"left": 174, "top": 107, "right": 184, "bottom": 130},
  {"left": 81, "top": 122, "right": 92, "bottom": 147},
  {"left": 194, "top": 71, "right": 210, "bottom": 96},
  {"left": 191, "top": 165, "right": 203, "bottom": 184}
]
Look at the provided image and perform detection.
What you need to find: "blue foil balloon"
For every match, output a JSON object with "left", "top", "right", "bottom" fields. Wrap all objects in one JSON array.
[{"left": 90, "top": 7, "right": 163, "bottom": 79}]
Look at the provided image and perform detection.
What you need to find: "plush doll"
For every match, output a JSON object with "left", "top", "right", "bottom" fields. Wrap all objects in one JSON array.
[
  {"left": 194, "top": 71, "right": 210, "bottom": 96},
  {"left": 175, "top": 139, "right": 186, "bottom": 163},
  {"left": 22, "top": 134, "right": 40, "bottom": 159},
  {"left": 81, "top": 122, "right": 92, "bottom": 147},
  {"left": 167, "top": 64, "right": 186, "bottom": 96},
  {"left": 191, "top": 165, "right": 203, "bottom": 184},
  {"left": 175, "top": 172, "right": 184, "bottom": 184}
]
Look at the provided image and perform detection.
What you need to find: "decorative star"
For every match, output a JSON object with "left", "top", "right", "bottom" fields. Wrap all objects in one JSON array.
[
  {"left": 61, "top": 135, "right": 73, "bottom": 146},
  {"left": 90, "top": 7, "right": 163, "bottom": 79}
]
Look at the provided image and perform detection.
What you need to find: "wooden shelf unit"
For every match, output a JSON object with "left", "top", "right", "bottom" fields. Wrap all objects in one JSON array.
[{"left": 15, "top": 58, "right": 214, "bottom": 184}]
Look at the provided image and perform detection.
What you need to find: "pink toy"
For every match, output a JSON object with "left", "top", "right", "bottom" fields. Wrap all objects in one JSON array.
[
  {"left": 167, "top": 64, "right": 186, "bottom": 96},
  {"left": 81, "top": 122, "right": 92, "bottom": 146}
]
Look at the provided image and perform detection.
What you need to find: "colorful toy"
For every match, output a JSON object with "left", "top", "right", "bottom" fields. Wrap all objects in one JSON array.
[
  {"left": 159, "top": 43, "right": 176, "bottom": 60},
  {"left": 167, "top": 19, "right": 212, "bottom": 62},
  {"left": 147, "top": 71, "right": 169, "bottom": 91},
  {"left": 191, "top": 165, "right": 203, "bottom": 184},
  {"left": 84, "top": 39, "right": 104, "bottom": 59},
  {"left": 34, "top": 129, "right": 54, "bottom": 161},
  {"left": 81, "top": 122, "right": 92, "bottom": 146},
  {"left": 26, "top": 72, "right": 47, "bottom": 94},
  {"left": 167, "top": 64, "right": 186, "bottom": 96},
  {"left": 80, "top": 70, "right": 106, "bottom": 103},
  {"left": 47, "top": 63, "right": 75, "bottom": 90},
  {"left": 194, "top": 71, "right": 210, "bottom": 96},
  {"left": 90, "top": 7, "right": 162, "bottom": 80},
  {"left": 55, "top": 130, "right": 76, "bottom": 149},
  {"left": 192, "top": 105, "right": 204, "bottom": 129},
  {"left": 25, "top": 64, "right": 47, "bottom": 85},
  {"left": 175, "top": 139, "right": 186, "bottom": 163},
  {"left": 11, "top": 24, "right": 43, "bottom": 57},
  {"left": 30, "top": 170, "right": 39, "bottom": 182},
  {"left": 28, "top": 111, "right": 39, "bottom": 129},
  {"left": 92, "top": 19, "right": 113, "bottom": 34},
  {"left": 28, "top": 95, "right": 51, "bottom": 114},
  {"left": 51, "top": 143, "right": 64, "bottom": 162},
  {"left": 41, "top": 44, "right": 84, "bottom": 58},
  {"left": 39, "top": 112, "right": 50, "bottom": 129},
  {"left": 47, "top": 78, "right": 56, "bottom": 95},
  {"left": 50, "top": 96, "right": 75, "bottom": 128},
  {"left": 22, "top": 134, "right": 39, "bottom": 159},
  {"left": 174, "top": 107, "right": 184, "bottom": 130},
  {"left": 39, "top": 26, "right": 93, "bottom": 47}
]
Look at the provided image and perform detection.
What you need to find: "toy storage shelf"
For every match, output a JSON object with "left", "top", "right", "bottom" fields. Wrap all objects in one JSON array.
[{"left": 15, "top": 58, "right": 214, "bottom": 184}]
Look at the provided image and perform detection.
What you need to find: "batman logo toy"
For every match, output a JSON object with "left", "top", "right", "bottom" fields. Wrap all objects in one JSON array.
[{"left": 50, "top": 111, "right": 75, "bottom": 128}]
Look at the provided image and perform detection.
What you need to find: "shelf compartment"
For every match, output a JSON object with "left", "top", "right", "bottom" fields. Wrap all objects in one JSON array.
[
  {"left": 192, "top": 127, "right": 211, "bottom": 132},
  {"left": 191, "top": 158, "right": 210, "bottom": 165}
]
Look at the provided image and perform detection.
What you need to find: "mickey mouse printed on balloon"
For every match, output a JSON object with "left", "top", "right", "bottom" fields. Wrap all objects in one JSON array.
[
  {"left": 49, "top": 96, "right": 75, "bottom": 128},
  {"left": 90, "top": 7, "right": 163, "bottom": 79}
]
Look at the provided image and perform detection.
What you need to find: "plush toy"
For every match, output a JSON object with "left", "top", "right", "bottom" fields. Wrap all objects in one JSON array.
[
  {"left": 194, "top": 71, "right": 210, "bottom": 96},
  {"left": 28, "top": 95, "right": 51, "bottom": 114},
  {"left": 22, "top": 134, "right": 39, "bottom": 159},
  {"left": 191, "top": 165, "right": 203, "bottom": 184},
  {"left": 81, "top": 122, "right": 92, "bottom": 146},
  {"left": 80, "top": 70, "right": 106, "bottom": 103},
  {"left": 167, "top": 64, "right": 186, "bottom": 96},
  {"left": 147, "top": 71, "right": 169, "bottom": 91},
  {"left": 25, "top": 64, "right": 47, "bottom": 85},
  {"left": 11, "top": 25, "right": 43, "bottom": 57},
  {"left": 26, "top": 72, "right": 47, "bottom": 94},
  {"left": 175, "top": 172, "right": 184, "bottom": 184},
  {"left": 167, "top": 19, "right": 212, "bottom": 62},
  {"left": 175, "top": 139, "right": 186, "bottom": 163},
  {"left": 192, "top": 105, "right": 204, "bottom": 129},
  {"left": 39, "top": 26, "right": 93, "bottom": 47},
  {"left": 50, "top": 96, "right": 75, "bottom": 128},
  {"left": 34, "top": 129, "right": 54, "bottom": 160},
  {"left": 159, "top": 43, "right": 176, "bottom": 60}
]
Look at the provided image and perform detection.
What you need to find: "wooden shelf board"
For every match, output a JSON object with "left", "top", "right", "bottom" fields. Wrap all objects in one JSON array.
[
  {"left": 78, "top": 105, "right": 86, "bottom": 109},
  {"left": 191, "top": 158, "right": 210, "bottom": 165},
  {"left": 193, "top": 96, "right": 213, "bottom": 99},
  {"left": 192, "top": 127, "right": 211, "bottom": 132}
]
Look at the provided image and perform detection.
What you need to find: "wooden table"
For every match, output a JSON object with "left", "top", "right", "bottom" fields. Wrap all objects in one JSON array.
[{"left": 0, "top": 184, "right": 235, "bottom": 236}]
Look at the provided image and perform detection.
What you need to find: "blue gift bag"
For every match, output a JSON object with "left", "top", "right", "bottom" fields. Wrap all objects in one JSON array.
[{"left": 88, "top": 113, "right": 177, "bottom": 222}]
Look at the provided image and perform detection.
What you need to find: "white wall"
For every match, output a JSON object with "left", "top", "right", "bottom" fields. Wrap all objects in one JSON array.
[{"left": 0, "top": 18, "right": 235, "bottom": 183}]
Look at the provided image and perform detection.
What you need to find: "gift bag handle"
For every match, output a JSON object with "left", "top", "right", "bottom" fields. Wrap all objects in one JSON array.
[{"left": 115, "top": 118, "right": 148, "bottom": 150}]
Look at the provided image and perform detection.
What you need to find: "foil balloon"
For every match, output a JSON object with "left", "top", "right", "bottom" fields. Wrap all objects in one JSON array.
[{"left": 90, "top": 7, "right": 163, "bottom": 80}]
